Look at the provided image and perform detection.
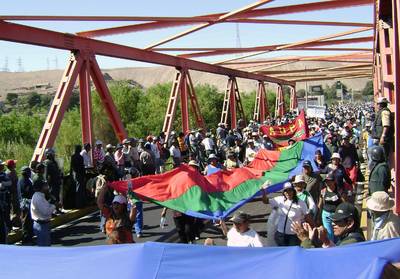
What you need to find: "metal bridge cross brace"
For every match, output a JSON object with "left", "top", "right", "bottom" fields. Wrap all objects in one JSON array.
[
  {"left": 220, "top": 77, "right": 247, "bottom": 129},
  {"left": 275, "top": 84, "right": 285, "bottom": 118},
  {"left": 32, "top": 51, "right": 127, "bottom": 162},
  {"left": 162, "top": 68, "right": 206, "bottom": 139},
  {"left": 253, "top": 81, "right": 269, "bottom": 123}
]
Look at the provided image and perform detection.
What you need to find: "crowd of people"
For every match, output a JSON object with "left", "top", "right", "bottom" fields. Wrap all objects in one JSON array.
[{"left": 0, "top": 96, "right": 399, "bottom": 248}]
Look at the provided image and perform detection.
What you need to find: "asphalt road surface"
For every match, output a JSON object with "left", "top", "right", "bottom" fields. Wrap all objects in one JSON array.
[{"left": 48, "top": 196, "right": 274, "bottom": 247}]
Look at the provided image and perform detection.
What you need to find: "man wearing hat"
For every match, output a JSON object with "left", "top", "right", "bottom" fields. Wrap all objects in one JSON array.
[
  {"left": 18, "top": 166, "right": 34, "bottom": 243},
  {"left": 6, "top": 159, "right": 20, "bottom": 228},
  {"left": 44, "top": 148, "right": 62, "bottom": 205},
  {"left": 371, "top": 96, "right": 393, "bottom": 158},
  {"left": 103, "top": 144, "right": 118, "bottom": 178},
  {"left": 293, "top": 202, "right": 364, "bottom": 248},
  {"left": 216, "top": 123, "right": 227, "bottom": 146},
  {"left": 325, "top": 152, "right": 353, "bottom": 197},
  {"left": 80, "top": 143, "right": 93, "bottom": 169},
  {"left": 227, "top": 211, "right": 263, "bottom": 247},
  {"left": 204, "top": 154, "right": 222, "bottom": 176},
  {"left": 93, "top": 140, "right": 105, "bottom": 168},
  {"left": 338, "top": 134, "right": 359, "bottom": 187},
  {"left": 224, "top": 151, "right": 243, "bottom": 170},
  {"left": 201, "top": 132, "right": 216, "bottom": 158},
  {"left": 367, "top": 191, "right": 400, "bottom": 240},
  {"left": 329, "top": 202, "right": 365, "bottom": 245},
  {"left": 30, "top": 172, "right": 56, "bottom": 246},
  {"left": 70, "top": 145, "right": 86, "bottom": 208},
  {"left": 368, "top": 145, "right": 390, "bottom": 195},
  {"left": 292, "top": 175, "right": 317, "bottom": 219},
  {"left": 245, "top": 140, "right": 258, "bottom": 164}
]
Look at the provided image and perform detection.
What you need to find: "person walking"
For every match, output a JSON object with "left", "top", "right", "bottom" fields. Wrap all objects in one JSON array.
[
  {"left": 368, "top": 145, "right": 391, "bottom": 194},
  {"left": 71, "top": 145, "right": 86, "bottom": 208},
  {"left": 30, "top": 178, "right": 56, "bottom": 246},
  {"left": 262, "top": 182, "right": 308, "bottom": 246},
  {"left": 18, "top": 166, "right": 34, "bottom": 243}
]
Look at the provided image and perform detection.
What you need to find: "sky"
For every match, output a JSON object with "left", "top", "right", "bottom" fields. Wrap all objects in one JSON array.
[{"left": 0, "top": 0, "right": 374, "bottom": 72}]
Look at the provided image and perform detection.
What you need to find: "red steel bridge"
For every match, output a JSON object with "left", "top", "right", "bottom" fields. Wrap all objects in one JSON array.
[{"left": 0, "top": 0, "right": 398, "bottom": 212}]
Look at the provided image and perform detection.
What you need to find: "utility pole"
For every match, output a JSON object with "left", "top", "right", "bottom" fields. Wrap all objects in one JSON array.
[
  {"left": 17, "top": 57, "right": 24, "bottom": 72},
  {"left": 2, "top": 57, "right": 9, "bottom": 72}
]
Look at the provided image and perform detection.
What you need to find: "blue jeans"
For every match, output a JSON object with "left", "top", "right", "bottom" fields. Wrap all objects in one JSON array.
[
  {"left": 134, "top": 202, "right": 143, "bottom": 235},
  {"left": 33, "top": 221, "right": 51, "bottom": 246},
  {"left": 99, "top": 211, "right": 106, "bottom": 233},
  {"left": 322, "top": 210, "right": 335, "bottom": 242}
]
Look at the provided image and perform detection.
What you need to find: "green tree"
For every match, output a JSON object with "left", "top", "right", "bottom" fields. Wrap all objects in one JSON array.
[
  {"left": 194, "top": 84, "right": 224, "bottom": 130},
  {"left": 6, "top": 93, "right": 18, "bottom": 105},
  {"left": 27, "top": 92, "right": 42, "bottom": 108},
  {"left": 0, "top": 112, "right": 44, "bottom": 145}
]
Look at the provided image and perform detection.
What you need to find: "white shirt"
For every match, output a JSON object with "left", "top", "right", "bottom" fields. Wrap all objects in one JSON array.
[
  {"left": 30, "top": 192, "right": 56, "bottom": 221},
  {"left": 170, "top": 145, "right": 181, "bottom": 158},
  {"left": 245, "top": 146, "right": 258, "bottom": 162},
  {"left": 269, "top": 196, "right": 307, "bottom": 235},
  {"left": 227, "top": 227, "right": 263, "bottom": 247},
  {"left": 80, "top": 150, "right": 93, "bottom": 168},
  {"left": 201, "top": 138, "right": 215, "bottom": 151}
]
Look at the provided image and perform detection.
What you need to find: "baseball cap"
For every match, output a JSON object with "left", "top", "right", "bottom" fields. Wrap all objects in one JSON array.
[
  {"left": 329, "top": 202, "right": 356, "bottom": 222},
  {"left": 105, "top": 144, "right": 115, "bottom": 150},
  {"left": 377, "top": 96, "right": 389, "bottom": 104},
  {"left": 208, "top": 154, "right": 218, "bottom": 160},
  {"left": 188, "top": 160, "right": 199, "bottom": 167},
  {"left": 112, "top": 195, "right": 127, "bottom": 205},
  {"left": 324, "top": 172, "right": 335, "bottom": 181},
  {"left": 95, "top": 140, "right": 103, "bottom": 145},
  {"left": 283, "top": 182, "right": 293, "bottom": 190},
  {"left": 331, "top": 153, "right": 341, "bottom": 160},
  {"left": 6, "top": 159, "right": 17, "bottom": 168},
  {"left": 229, "top": 211, "right": 250, "bottom": 224},
  {"left": 293, "top": 175, "right": 305, "bottom": 184},
  {"left": 302, "top": 160, "right": 312, "bottom": 168}
]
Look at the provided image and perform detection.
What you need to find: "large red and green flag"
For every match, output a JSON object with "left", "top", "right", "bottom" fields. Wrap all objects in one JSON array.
[
  {"left": 260, "top": 110, "right": 309, "bottom": 147},
  {"left": 110, "top": 134, "right": 324, "bottom": 220}
]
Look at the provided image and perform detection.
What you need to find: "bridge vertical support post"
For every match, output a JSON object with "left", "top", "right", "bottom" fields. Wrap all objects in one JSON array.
[
  {"left": 275, "top": 84, "right": 285, "bottom": 117},
  {"left": 79, "top": 54, "right": 93, "bottom": 150},
  {"left": 229, "top": 78, "right": 237, "bottom": 129},
  {"left": 375, "top": 0, "right": 400, "bottom": 214},
  {"left": 254, "top": 81, "right": 267, "bottom": 123},
  {"left": 32, "top": 52, "right": 83, "bottom": 162},
  {"left": 89, "top": 56, "right": 127, "bottom": 142},
  {"left": 220, "top": 77, "right": 247, "bottom": 129},
  {"left": 289, "top": 86, "right": 297, "bottom": 111},
  {"left": 392, "top": 0, "right": 400, "bottom": 214},
  {"left": 162, "top": 68, "right": 206, "bottom": 140},
  {"left": 180, "top": 70, "right": 190, "bottom": 136},
  {"left": 186, "top": 70, "right": 206, "bottom": 130}
]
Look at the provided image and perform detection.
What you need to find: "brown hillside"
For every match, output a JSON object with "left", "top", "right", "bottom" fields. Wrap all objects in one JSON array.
[{"left": 0, "top": 62, "right": 371, "bottom": 101}]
